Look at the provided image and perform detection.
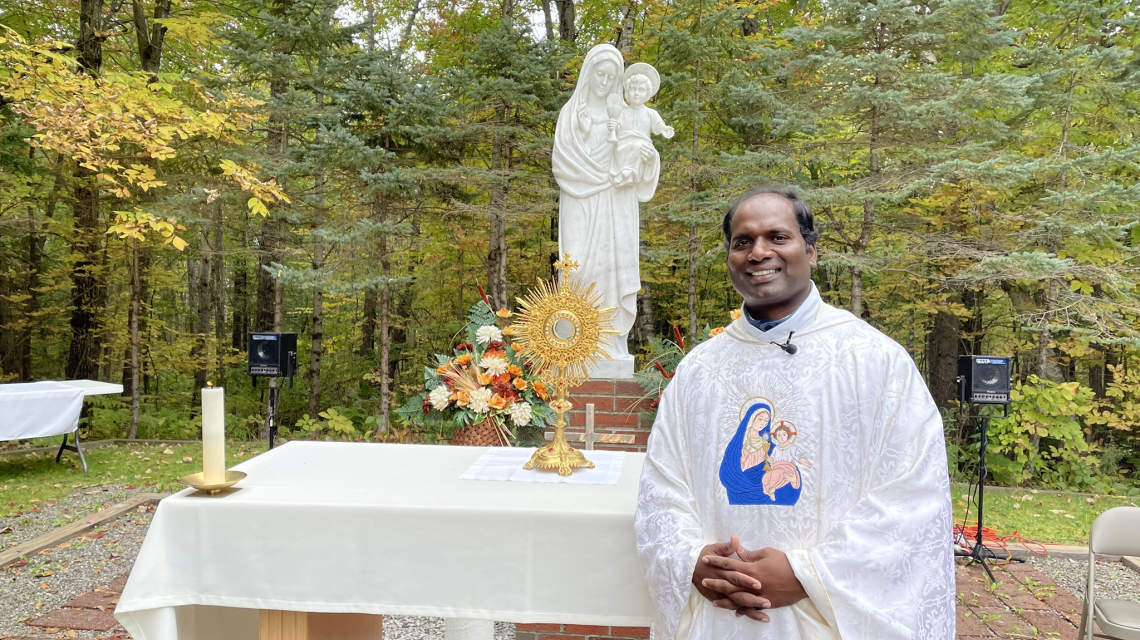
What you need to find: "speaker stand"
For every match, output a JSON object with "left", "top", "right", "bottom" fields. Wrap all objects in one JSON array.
[
  {"left": 953, "top": 404, "right": 1016, "bottom": 583},
  {"left": 267, "top": 383, "right": 282, "bottom": 450}
]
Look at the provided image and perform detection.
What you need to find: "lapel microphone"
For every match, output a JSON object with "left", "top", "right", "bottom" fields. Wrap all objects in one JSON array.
[{"left": 772, "top": 331, "right": 797, "bottom": 355}]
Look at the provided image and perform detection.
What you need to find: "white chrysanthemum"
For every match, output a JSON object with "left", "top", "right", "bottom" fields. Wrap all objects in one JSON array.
[
  {"left": 428, "top": 385, "right": 451, "bottom": 411},
  {"left": 480, "top": 354, "right": 508, "bottom": 377},
  {"left": 475, "top": 325, "right": 502, "bottom": 345},
  {"left": 509, "top": 401, "right": 532, "bottom": 427},
  {"left": 469, "top": 387, "right": 492, "bottom": 413}
]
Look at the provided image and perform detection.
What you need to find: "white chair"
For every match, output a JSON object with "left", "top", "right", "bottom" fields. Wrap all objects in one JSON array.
[{"left": 1078, "top": 506, "right": 1140, "bottom": 640}]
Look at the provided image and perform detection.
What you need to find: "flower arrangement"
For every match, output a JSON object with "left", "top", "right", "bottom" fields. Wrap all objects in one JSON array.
[{"left": 396, "top": 291, "right": 554, "bottom": 445}]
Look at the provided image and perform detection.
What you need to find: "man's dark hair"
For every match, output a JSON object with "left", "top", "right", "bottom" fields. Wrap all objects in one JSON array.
[{"left": 722, "top": 185, "right": 819, "bottom": 248}]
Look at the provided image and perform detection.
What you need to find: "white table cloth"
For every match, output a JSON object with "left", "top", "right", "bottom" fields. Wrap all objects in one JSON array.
[
  {"left": 0, "top": 381, "right": 86, "bottom": 440},
  {"left": 459, "top": 447, "right": 626, "bottom": 484},
  {"left": 115, "top": 442, "right": 652, "bottom": 640}
]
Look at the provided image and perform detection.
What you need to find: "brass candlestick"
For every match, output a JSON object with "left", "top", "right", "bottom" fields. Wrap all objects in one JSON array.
[{"left": 512, "top": 254, "right": 617, "bottom": 476}]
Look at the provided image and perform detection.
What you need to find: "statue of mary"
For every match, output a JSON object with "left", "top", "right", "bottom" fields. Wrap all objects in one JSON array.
[{"left": 553, "top": 44, "right": 662, "bottom": 378}]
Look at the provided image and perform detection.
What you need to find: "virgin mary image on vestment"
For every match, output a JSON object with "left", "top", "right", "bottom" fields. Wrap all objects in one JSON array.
[{"left": 719, "top": 399, "right": 803, "bottom": 506}]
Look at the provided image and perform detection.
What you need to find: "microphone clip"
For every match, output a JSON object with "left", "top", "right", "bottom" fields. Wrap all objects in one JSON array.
[{"left": 772, "top": 331, "right": 797, "bottom": 355}]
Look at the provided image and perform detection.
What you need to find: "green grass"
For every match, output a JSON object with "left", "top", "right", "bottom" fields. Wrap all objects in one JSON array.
[
  {"left": 952, "top": 482, "right": 1140, "bottom": 546},
  {"left": 0, "top": 442, "right": 267, "bottom": 518}
]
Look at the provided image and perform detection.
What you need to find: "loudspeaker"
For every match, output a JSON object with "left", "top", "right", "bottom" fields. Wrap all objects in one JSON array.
[
  {"left": 248, "top": 333, "right": 297, "bottom": 378},
  {"left": 957, "top": 355, "right": 1011, "bottom": 404}
]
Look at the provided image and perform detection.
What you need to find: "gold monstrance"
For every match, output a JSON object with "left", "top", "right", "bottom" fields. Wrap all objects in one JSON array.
[{"left": 510, "top": 255, "right": 618, "bottom": 476}]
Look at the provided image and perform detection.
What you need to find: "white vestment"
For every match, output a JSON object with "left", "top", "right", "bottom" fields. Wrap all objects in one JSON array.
[{"left": 635, "top": 285, "right": 955, "bottom": 640}]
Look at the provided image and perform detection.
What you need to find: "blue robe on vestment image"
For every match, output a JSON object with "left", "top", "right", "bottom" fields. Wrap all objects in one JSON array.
[{"left": 719, "top": 401, "right": 802, "bottom": 506}]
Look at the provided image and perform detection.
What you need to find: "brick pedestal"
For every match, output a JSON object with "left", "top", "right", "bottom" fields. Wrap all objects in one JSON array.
[
  {"left": 516, "top": 623, "right": 650, "bottom": 640},
  {"left": 564, "top": 379, "right": 654, "bottom": 452}
]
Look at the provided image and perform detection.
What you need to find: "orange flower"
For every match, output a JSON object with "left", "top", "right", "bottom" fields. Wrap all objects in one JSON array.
[
  {"left": 496, "top": 308, "right": 512, "bottom": 318},
  {"left": 455, "top": 353, "right": 472, "bottom": 366},
  {"left": 710, "top": 326, "right": 725, "bottom": 336},
  {"left": 730, "top": 309, "right": 742, "bottom": 320},
  {"left": 456, "top": 391, "right": 470, "bottom": 407},
  {"left": 489, "top": 393, "right": 508, "bottom": 410},
  {"left": 436, "top": 363, "right": 451, "bottom": 375},
  {"left": 501, "top": 326, "right": 516, "bottom": 337},
  {"left": 494, "top": 373, "right": 511, "bottom": 384},
  {"left": 513, "top": 377, "right": 527, "bottom": 391},
  {"left": 512, "top": 342, "right": 525, "bottom": 352},
  {"left": 478, "top": 373, "right": 493, "bottom": 386},
  {"left": 534, "top": 381, "right": 549, "bottom": 400},
  {"left": 507, "top": 365, "right": 522, "bottom": 377}
]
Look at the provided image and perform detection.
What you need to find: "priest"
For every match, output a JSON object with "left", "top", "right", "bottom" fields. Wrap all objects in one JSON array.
[{"left": 634, "top": 186, "right": 954, "bottom": 639}]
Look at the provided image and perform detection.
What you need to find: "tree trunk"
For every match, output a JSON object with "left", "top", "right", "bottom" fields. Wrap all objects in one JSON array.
[
  {"left": 687, "top": 222, "right": 698, "bottom": 339},
  {"left": 926, "top": 306, "right": 961, "bottom": 408},
  {"left": 212, "top": 201, "right": 225, "bottom": 380},
  {"left": 309, "top": 187, "right": 326, "bottom": 417},
  {"left": 487, "top": 123, "right": 509, "bottom": 310},
  {"left": 193, "top": 224, "right": 214, "bottom": 399},
  {"left": 68, "top": 0, "right": 106, "bottom": 381},
  {"left": 376, "top": 201, "right": 392, "bottom": 434},
  {"left": 850, "top": 32, "right": 883, "bottom": 319},
  {"left": 128, "top": 240, "right": 141, "bottom": 438},
  {"left": 361, "top": 284, "right": 377, "bottom": 354},
  {"left": 687, "top": 57, "right": 700, "bottom": 338},
  {"left": 232, "top": 209, "right": 250, "bottom": 351},
  {"left": 257, "top": 78, "right": 289, "bottom": 332},
  {"left": 541, "top": 0, "right": 555, "bottom": 40},
  {"left": 555, "top": 0, "right": 575, "bottom": 42},
  {"left": 633, "top": 215, "right": 654, "bottom": 351}
]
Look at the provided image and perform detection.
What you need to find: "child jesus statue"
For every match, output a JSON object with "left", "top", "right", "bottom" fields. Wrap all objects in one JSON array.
[{"left": 606, "top": 63, "right": 674, "bottom": 187}]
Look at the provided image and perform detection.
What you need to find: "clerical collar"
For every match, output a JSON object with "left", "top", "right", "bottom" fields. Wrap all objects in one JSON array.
[
  {"left": 742, "top": 306, "right": 792, "bottom": 333},
  {"left": 736, "top": 282, "right": 822, "bottom": 341}
]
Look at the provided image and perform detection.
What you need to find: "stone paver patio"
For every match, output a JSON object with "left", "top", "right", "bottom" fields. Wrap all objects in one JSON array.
[{"left": 1, "top": 559, "right": 1105, "bottom": 639}]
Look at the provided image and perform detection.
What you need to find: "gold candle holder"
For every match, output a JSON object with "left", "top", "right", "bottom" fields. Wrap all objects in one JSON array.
[{"left": 179, "top": 470, "right": 246, "bottom": 495}]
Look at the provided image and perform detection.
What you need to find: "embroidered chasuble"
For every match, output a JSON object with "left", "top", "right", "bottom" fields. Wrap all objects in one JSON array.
[{"left": 635, "top": 285, "right": 954, "bottom": 639}]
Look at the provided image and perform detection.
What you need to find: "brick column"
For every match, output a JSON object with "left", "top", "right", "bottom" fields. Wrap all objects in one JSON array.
[
  {"left": 516, "top": 623, "right": 649, "bottom": 640},
  {"left": 564, "top": 379, "right": 654, "bottom": 452}
]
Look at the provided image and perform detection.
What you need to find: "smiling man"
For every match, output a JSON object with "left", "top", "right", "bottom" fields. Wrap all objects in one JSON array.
[{"left": 634, "top": 186, "right": 954, "bottom": 639}]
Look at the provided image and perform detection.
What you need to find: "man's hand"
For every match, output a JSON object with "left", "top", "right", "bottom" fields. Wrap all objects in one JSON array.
[
  {"left": 692, "top": 536, "right": 771, "bottom": 622},
  {"left": 701, "top": 547, "right": 808, "bottom": 614}
]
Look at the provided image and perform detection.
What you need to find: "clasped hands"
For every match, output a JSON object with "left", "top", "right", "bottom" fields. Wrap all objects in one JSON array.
[{"left": 691, "top": 535, "right": 808, "bottom": 623}]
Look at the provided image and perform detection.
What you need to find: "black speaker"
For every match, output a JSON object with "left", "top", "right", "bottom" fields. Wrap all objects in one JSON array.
[
  {"left": 957, "top": 355, "right": 1011, "bottom": 404},
  {"left": 248, "top": 333, "right": 297, "bottom": 378}
]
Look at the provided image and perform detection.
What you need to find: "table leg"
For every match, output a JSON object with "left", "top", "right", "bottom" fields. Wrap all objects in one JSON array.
[
  {"left": 54, "top": 432, "right": 88, "bottom": 475},
  {"left": 259, "top": 611, "right": 383, "bottom": 640}
]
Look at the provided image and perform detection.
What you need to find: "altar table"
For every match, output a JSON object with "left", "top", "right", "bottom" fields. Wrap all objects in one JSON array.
[
  {"left": 0, "top": 379, "right": 123, "bottom": 473},
  {"left": 114, "top": 441, "right": 653, "bottom": 640}
]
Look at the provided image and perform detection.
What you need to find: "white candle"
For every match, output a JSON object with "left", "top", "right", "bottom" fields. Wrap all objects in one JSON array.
[{"left": 202, "top": 387, "right": 226, "bottom": 484}]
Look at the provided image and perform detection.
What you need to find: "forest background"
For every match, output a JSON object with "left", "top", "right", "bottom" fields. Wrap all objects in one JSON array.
[{"left": 1, "top": 0, "right": 1139, "bottom": 495}]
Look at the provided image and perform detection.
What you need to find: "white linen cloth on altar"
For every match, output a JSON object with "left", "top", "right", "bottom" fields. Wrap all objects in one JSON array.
[
  {"left": 635, "top": 286, "right": 955, "bottom": 640},
  {"left": 115, "top": 442, "right": 652, "bottom": 640},
  {"left": 0, "top": 381, "right": 86, "bottom": 440},
  {"left": 459, "top": 447, "right": 625, "bottom": 484}
]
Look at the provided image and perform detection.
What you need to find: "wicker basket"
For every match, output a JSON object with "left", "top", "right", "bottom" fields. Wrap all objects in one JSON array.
[{"left": 451, "top": 417, "right": 507, "bottom": 447}]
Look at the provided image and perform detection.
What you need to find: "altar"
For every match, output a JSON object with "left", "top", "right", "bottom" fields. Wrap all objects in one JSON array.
[{"left": 114, "top": 441, "right": 652, "bottom": 640}]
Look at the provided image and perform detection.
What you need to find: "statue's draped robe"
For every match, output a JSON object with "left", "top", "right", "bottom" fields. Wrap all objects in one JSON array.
[
  {"left": 553, "top": 45, "right": 655, "bottom": 359},
  {"left": 635, "top": 286, "right": 955, "bottom": 640}
]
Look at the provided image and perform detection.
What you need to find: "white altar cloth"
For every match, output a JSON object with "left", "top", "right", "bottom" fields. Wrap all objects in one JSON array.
[
  {"left": 458, "top": 447, "right": 625, "bottom": 484},
  {"left": 0, "top": 381, "right": 86, "bottom": 440},
  {"left": 115, "top": 442, "right": 652, "bottom": 640}
]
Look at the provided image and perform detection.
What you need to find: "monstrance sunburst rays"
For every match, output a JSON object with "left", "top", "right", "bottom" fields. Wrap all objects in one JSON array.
[{"left": 508, "top": 254, "right": 618, "bottom": 476}]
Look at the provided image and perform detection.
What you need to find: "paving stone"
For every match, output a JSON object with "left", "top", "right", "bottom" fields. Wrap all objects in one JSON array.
[
  {"left": 1043, "top": 592, "right": 1085, "bottom": 624},
  {"left": 957, "top": 608, "right": 994, "bottom": 636},
  {"left": 993, "top": 577, "right": 1050, "bottom": 610},
  {"left": 104, "top": 574, "right": 129, "bottom": 593},
  {"left": 974, "top": 607, "right": 1036, "bottom": 638},
  {"left": 61, "top": 590, "right": 119, "bottom": 610},
  {"left": 1019, "top": 609, "right": 1077, "bottom": 639},
  {"left": 25, "top": 608, "right": 120, "bottom": 631}
]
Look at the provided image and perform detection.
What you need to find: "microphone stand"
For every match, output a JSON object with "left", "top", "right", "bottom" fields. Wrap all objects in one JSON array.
[{"left": 954, "top": 399, "right": 1012, "bottom": 583}]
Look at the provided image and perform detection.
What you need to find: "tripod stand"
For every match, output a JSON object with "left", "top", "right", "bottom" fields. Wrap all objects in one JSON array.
[{"left": 954, "top": 403, "right": 1012, "bottom": 583}]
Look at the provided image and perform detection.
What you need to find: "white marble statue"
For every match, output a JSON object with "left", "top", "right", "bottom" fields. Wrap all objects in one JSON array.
[{"left": 553, "top": 46, "right": 671, "bottom": 378}]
